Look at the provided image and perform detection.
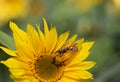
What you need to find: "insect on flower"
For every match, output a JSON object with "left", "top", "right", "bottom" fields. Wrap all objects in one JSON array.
[
  {"left": 53, "top": 44, "right": 78, "bottom": 66},
  {"left": 55, "top": 45, "right": 78, "bottom": 54},
  {"left": 0, "top": 19, "right": 96, "bottom": 82}
]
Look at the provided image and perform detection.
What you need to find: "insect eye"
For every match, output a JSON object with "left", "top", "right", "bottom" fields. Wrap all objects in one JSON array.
[{"left": 69, "top": 47, "right": 73, "bottom": 50}]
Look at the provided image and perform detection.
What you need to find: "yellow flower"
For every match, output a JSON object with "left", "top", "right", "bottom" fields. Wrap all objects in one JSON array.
[
  {"left": 0, "top": 18, "right": 96, "bottom": 82},
  {"left": 67, "top": 0, "right": 102, "bottom": 13},
  {"left": 0, "top": 0, "right": 29, "bottom": 25}
]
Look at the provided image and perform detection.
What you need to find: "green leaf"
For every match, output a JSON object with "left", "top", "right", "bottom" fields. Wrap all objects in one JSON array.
[{"left": 0, "top": 31, "right": 15, "bottom": 50}]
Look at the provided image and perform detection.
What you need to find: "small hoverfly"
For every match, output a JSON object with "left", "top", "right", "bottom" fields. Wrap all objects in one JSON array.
[
  {"left": 55, "top": 45, "right": 78, "bottom": 54},
  {"left": 53, "top": 45, "right": 78, "bottom": 66}
]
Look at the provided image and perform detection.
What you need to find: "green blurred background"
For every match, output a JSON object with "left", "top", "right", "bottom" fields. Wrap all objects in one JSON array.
[{"left": 0, "top": 0, "right": 120, "bottom": 82}]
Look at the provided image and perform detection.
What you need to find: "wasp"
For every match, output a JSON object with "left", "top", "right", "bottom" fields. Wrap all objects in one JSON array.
[{"left": 55, "top": 45, "right": 78, "bottom": 54}]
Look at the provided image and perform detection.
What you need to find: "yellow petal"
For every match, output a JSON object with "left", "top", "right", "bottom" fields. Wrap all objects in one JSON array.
[
  {"left": 43, "top": 18, "right": 49, "bottom": 37},
  {"left": 68, "top": 51, "right": 90, "bottom": 66},
  {"left": 46, "top": 27, "right": 58, "bottom": 53},
  {"left": 82, "top": 42, "right": 94, "bottom": 52},
  {"left": 58, "top": 76, "right": 78, "bottom": 82},
  {"left": 65, "top": 61, "right": 96, "bottom": 71},
  {"left": 42, "top": 19, "right": 58, "bottom": 53},
  {"left": 37, "top": 25, "right": 46, "bottom": 51},
  {"left": 78, "top": 61, "right": 96, "bottom": 70},
  {"left": 10, "top": 75, "right": 38, "bottom": 82},
  {"left": 10, "top": 75, "right": 29, "bottom": 82},
  {"left": 68, "top": 34, "right": 77, "bottom": 44},
  {"left": 10, "top": 22, "right": 27, "bottom": 44},
  {"left": 77, "top": 42, "right": 94, "bottom": 61},
  {"left": 16, "top": 42, "right": 34, "bottom": 61},
  {"left": 0, "top": 47, "right": 16, "bottom": 56},
  {"left": 43, "top": 18, "right": 51, "bottom": 52},
  {"left": 64, "top": 34, "right": 77, "bottom": 46},
  {"left": 59, "top": 77, "right": 92, "bottom": 82},
  {"left": 26, "top": 24, "right": 42, "bottom": 53},
  {"left": 69, "top": 42, "right": 94, "bottom": 65},
  {"left": 9, "top": 69, "right": 32, "bottom": 77},
  {"left": 64, "top": 71, "right": 93, "bottom": 79},
  {"left": 54, "top": 31, "right": 69, "bottom": 52},
  {"left": 1, "top": 58, "right": 28, "bottom": 69},
  {"left": 14, "top": 79, "right": 31, "bottom": 82},
  {"left": 75, "top": 38, "right": 84, "bottom": 49}
]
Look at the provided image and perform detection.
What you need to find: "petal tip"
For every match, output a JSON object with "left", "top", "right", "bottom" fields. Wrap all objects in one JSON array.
[
  {"left": 91, "top": 41, "right": 95, "bottom": 45},
  {"left": 42, "top": 17, "right": 45, "bottom": 21},
  {"left": 9, "top": 21, "right": 15, "bottom": 28},
  {"left": 9, "top": 21, "right": 18, "bottom": 31},
  {"left": 92, "top": 61, "right": 96, "bottom": 66}
]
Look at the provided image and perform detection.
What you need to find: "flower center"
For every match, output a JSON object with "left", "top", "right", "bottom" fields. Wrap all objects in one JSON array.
[{"left": 32, "top": 55, "right": 64, "bottom": 82}]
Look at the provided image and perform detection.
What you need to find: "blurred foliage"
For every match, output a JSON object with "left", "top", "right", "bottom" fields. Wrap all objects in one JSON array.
[
  {"left": 0, "top": 31, "right": 15, "bottom": 50},
  {"left": 0, "top": 0, "right": 120, "bottom": 82}
]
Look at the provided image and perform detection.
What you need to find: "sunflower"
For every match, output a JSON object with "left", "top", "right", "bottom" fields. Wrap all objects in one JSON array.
[
  {"left": 0, "top": 0, "right": 29, "bottom": 25},
  {"left": 0, "top": 18, "right": 96, "bottom": 82}
]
